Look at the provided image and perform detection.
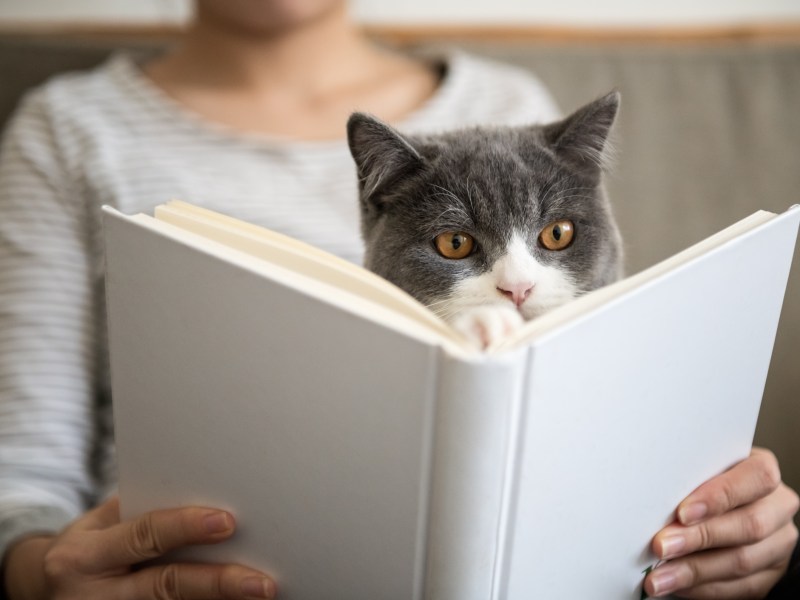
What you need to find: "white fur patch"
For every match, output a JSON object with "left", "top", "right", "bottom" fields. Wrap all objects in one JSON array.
[{"left": 442, "top": 232, "right": 580, "bottom": 348}]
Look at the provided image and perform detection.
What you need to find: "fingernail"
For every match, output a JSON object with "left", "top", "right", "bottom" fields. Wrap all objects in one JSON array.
[
  {"left": 659, "top": 534, "right": 686, "bottom": 559},
  {"left": 203, "top": 511, "right": 233, "bottom": 534},
  {"left": 650, "top": 565, "right": 679, "bottom": 596},
  {"left": 678, "top": 501, "right": 707, "bottom": 525},
  {"left": 241, "top": 577, "right": 274, "bottom": 599}
]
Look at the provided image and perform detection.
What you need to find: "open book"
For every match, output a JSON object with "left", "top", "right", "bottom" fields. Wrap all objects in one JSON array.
[{"left": 104, "top": 201, "right": 800, "bottom": 600}]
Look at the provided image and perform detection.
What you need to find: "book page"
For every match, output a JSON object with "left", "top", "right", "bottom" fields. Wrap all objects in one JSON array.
[
  {"left": 154, "top": 201, "right": 459, "bottom": 342},
  {"left": 123, "top": 211, "right": 469, "bottom": 357}
]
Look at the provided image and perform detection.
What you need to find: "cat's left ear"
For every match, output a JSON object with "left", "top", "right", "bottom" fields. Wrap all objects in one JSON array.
[
  {"left": 347, "top": 113, "right": 424, "bottom": 201},
  {"left": 543, "top": 90, "right": 620, "bottom": 177}
]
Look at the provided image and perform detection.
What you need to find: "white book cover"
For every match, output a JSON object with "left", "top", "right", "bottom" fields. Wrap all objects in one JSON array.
[{"left": 103, "top": 203, "right": 800, "bottom": 599}]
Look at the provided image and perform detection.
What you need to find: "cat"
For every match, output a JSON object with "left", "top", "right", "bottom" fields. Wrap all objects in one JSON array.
[{"left": 346, "top": 91, "right": 624, "bottom": 349}]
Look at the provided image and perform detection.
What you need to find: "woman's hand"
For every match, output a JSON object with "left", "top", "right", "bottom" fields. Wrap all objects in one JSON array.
[
  {"left": 644, "top": 447, "right": 799, "bottom": 599},
  {"left": 4, "top": 496, "right": 276, "bottom": 600}
]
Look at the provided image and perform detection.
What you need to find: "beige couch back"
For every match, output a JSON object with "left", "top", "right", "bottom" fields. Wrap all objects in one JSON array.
[{"left": 1, "top": 33, "right": 799, "bottom": 491}]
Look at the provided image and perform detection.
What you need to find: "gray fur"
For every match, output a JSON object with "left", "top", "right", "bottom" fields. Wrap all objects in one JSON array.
[{"left": 347, "top": 91, "right": 624, "bottom": 314}]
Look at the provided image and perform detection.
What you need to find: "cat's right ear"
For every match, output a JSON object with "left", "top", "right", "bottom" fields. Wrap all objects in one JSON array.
[{"left": 347, "top": 113, "right": 424, "bottom": 201}]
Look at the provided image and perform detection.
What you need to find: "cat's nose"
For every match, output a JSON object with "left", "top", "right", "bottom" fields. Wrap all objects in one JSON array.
[{"left": 497, "top": 282, "right": 534, "bottom": 307}]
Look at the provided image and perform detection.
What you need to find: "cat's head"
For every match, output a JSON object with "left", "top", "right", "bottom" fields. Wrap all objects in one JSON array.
[{"left": 347, "top": 91, "right": 623, "bottom": 323}]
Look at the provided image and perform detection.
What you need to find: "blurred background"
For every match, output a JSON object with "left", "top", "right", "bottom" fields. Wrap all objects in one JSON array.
[
  {"left": 1, "top": 1, "right": 799, "bottom": 504},
  {"left": 0, "top": 0, "right": 800, "bottom": 27}
]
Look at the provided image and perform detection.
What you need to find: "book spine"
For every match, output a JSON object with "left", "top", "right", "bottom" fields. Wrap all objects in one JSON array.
[{"left": 423, "top": 348, "right": 529, "bottom": 600}]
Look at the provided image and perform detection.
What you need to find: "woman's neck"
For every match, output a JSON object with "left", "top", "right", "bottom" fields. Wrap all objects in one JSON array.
[
  {"left": 157, "top": 4, "right": 375, "bottom": 95},
  {"left": 144, "top": 6, "right": 440, "bottom": 140}
]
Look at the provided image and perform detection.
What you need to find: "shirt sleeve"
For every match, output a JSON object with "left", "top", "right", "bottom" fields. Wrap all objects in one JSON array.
[{"left": 0, "top": 91, "right": 100, "bottom": 559}]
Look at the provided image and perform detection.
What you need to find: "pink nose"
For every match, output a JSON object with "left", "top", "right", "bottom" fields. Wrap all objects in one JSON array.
[{"left": 497, "top": 281, "right": 534, "bottom": 307}]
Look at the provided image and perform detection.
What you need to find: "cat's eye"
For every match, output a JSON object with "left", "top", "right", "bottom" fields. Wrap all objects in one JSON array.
[
  {"left": 539, "top": 220, "right": 575, "bottom": 251},
  {"left": 434, "top": 232, "right": 475, "bottom": 259}
]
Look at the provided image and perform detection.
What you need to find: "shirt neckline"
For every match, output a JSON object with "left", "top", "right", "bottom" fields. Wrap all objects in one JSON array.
[{"left": 107, "top": 50, "right": 466, "bottom": 152}]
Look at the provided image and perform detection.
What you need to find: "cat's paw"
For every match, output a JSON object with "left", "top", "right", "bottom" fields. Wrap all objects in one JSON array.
[{"left": 450, "top": 305, "right": 525, "bottom": 350}]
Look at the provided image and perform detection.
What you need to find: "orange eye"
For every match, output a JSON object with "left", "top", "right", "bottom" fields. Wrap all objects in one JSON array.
[
  {"left": 434, "top": 232, "right": 475, "bottom": 259},
  {"left": 539, "top": 219, "right": 575, "bottom": 251}
]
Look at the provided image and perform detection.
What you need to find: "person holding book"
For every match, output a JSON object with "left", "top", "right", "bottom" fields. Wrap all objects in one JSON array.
[{"left": 0, "top": 1, "right": 797, "bottom": 599}]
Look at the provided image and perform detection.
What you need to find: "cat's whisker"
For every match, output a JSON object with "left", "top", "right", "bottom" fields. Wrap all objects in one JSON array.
[
  {"left": 552, "top": 194, "right": 596, "bottom": 203},
  {"left": 545, "top": 193, "right": 597, "bottom": 210},
  {"left": 429, "top": 201, "right": 474, "bottom": 232},
  {"left": 431, "top": 306, "right": 461, "bottom": 321},
  {"left": 552, "top": 190, "right": 594, "bottom": 199},
  {"left": 536, "top": 181, "right": 550, "bottom": 200},
  {"left": 547, "top": 185, "right": 592, "bottom": 196},
  {"left": 425, "top": 297, "right": 458, "bottom": 312},
  {"left": 432, "top": 204, "right": 471, "bottom": 222},
  {"left": 429, "top": 185, "right": 459, "bottom": 203},
  {"left": 544, "top": 188, "right": 592, "bottom": 203},
  {"left": 544, "top": 186, "right": 591, "bottom": 198},
  {"left": 465, "top": 176, "right": 477, "bottom": 214},
  {"left": 544, "top": 188, "right": 594, "bottom": 204},
  {"left": 430, "top": 185, "right": 472, "bottom": 212},
  {"left": 425, "top": 299, "right": 456, "bottom": 311},
  {"left": 536, "top": 177, "right": 564, "bottom": 206},
  {"left": 427, "top": 183, "right": 482, "bottom": 230},
  {"left": 428, "top": 298, "right": 473, "bottom": 321}
]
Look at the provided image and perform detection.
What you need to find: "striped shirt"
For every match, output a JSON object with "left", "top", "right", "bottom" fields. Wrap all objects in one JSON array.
[{"left": 0, "top": 51, "right": 559, "bottom": 556}]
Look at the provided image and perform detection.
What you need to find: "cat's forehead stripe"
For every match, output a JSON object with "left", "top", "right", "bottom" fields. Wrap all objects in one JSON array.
[{"left": 497, "top": 232, "right": 540, "bottom": 274}]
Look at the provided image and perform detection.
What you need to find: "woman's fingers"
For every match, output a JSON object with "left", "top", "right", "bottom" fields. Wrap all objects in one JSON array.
[
  {"left": 123, "top": 563, "right": 276, "bottom": 600},
  {"left": 645, "top": 448, "right": 800, "bottom": 599},
  {"left": 646, "top": 521, "right": 798, "bottom": 597},
  {"left": 654, "top": 483, "right": 800, "bottom": 559},
  {"left": 39, "top": 496, "right": 277, "bottom": 599},
  {"left": 79, "top": 506, "right": 236, "bottom": 572},
  {"left": 676, "top": 449, "right": 782, "bottom": 526}
]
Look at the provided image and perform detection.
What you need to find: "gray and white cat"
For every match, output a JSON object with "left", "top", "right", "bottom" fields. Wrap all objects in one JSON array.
[{"left": 347, "top": 92, "right": 623, "bottom": 348}]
